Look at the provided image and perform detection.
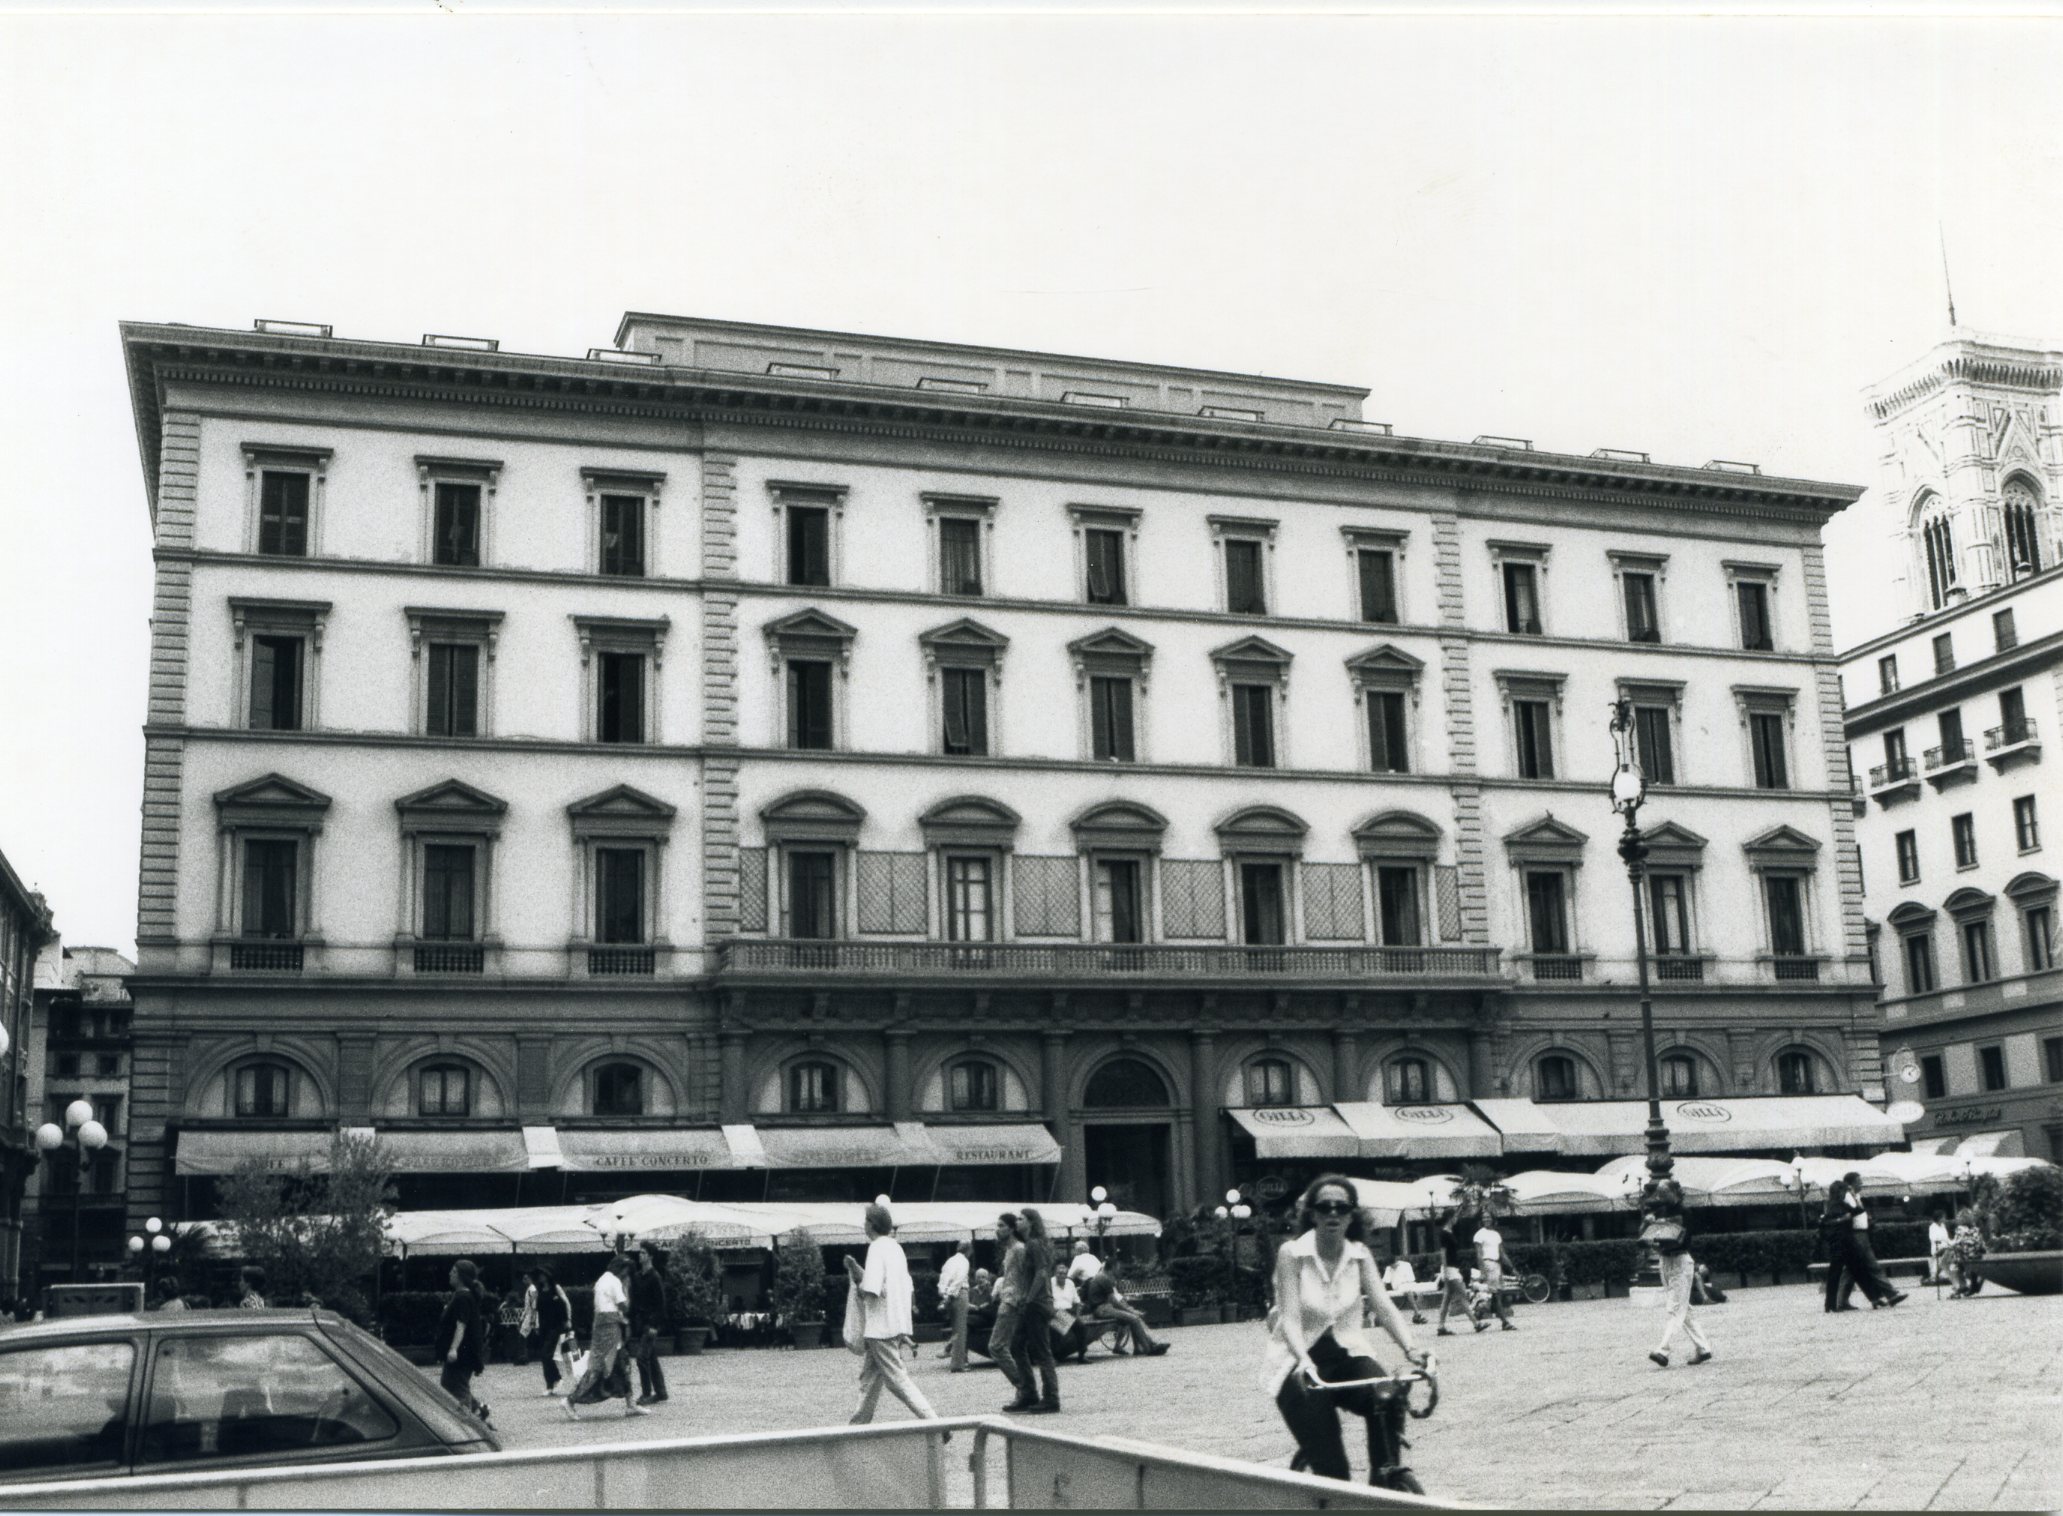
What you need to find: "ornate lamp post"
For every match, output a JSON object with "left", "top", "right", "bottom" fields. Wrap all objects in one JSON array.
[
  {"left": 36, "top": 1098, "right": 110, "bottom": 1283},
  {"left": 1088, "top": 1186, "right": 1119, "bottom": 1253},
  {"left": 1211, "top": 1187, "right": 1253, "bottom": 1314},
  {"left": 1608, "top": 700, "right": 1674, "bottom": 1185},
  {"left": 127, "top": 1217, "right": 171, "bottom": 1302}
]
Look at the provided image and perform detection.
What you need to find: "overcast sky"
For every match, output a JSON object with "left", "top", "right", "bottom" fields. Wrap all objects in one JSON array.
[{"left": 3, "top": 7, "right": 2060, "bottom": 957}]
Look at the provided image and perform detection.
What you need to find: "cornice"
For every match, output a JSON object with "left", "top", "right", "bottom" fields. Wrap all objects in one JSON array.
[
  {"left": 1866, "top": 348, "right": 2063, "bottom": 421},
  {"left": 1834, "top": 562, "right": 2063, "bottom": 664}
]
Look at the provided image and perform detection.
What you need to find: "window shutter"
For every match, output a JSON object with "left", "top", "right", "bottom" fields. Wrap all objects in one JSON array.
[
  {"left": 1434, "top": 865, "right": 1462, "bottom": 942},
  {"left": 1299, "top": 863, "right": 1365, "bottom": 941},
  {"left": 1011, "top": 855, "right": 1081, "bottom": 936},
  {"left": 738, "top": 848, "right": 768, "bottom": 932},
  {"left": 1160, "top": 859, "right": 1227, "bottom": 940}
]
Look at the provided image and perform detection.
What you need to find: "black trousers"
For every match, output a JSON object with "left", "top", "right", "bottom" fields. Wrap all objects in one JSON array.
[
  {"left": 1826, "top": 1234, "right": 1892, "bottom": 1308},
  {"left": 1276, "top": 1332, "right": 1389, "bottom": 1484},
  {"left": 635, "top": 1327, "right": 669, "bottom": 1399},
  {"left": 1011, "top": 1303, "right": 1060, "bottom": 1405}
]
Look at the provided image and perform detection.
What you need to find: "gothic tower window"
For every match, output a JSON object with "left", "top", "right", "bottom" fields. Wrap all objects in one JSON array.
[
  {"left": 1918, "top": 499, "right": 1957, "bottom": 611},
  {"left": 2002, "top": 478, "right": 2044, "bottom": 578}
]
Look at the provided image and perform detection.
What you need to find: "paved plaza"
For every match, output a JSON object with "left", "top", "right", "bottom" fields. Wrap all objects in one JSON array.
[{"left": 460, "top": 1283, "right": 2060, "bottom": 1509}]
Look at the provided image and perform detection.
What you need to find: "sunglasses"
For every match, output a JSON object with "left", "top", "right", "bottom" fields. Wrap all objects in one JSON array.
[{"left": 1311, "top": 1200, "right": 1356, "bottom": 1217}]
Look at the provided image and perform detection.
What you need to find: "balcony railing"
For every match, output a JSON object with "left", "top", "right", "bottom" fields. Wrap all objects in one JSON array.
[
  {"left": 1654, "top": 955, "right": 1705, "bottom": 982},
  {"left": 1527, "top": 954, "right": 1585, "bottom": 982},
  {"left": 414, "top": 944, "right": 485, "bottom": 975},
  {"left": 1771, "top": 955, "right": 1821, "bottom": 982},
  {"left": 714, "top": 939, "right": 1503, "bottom": 981},
  {"left": 1924, "top": 739, "right": 1974, "bottom": 770},
  {"left": 1868, "top": 757, "right": 1917, "bottom": 788},
  {"left": 589, "top": 948, "right": 657, "bottom": 977},
  {"left": 1985, "top": 718, "right": 2037, "bottom": 750},
  {"left": 229, "top": 942, "right": 304, "bottom": 973}
]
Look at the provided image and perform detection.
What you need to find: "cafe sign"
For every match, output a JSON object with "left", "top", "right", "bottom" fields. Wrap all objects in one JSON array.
[
  {"left": 1672, "top": 1102, "right": 1732, "bottom": 1124},
  {"left": 1250, "top": 1108, "right": 1317, "bottom": 1127},
  {"left": 1932, "top": 1105, "right": 2004, "bottom": 1128},
  {"left": 1393, "top": 1105, "right": 1455, "bottom": 1125}
]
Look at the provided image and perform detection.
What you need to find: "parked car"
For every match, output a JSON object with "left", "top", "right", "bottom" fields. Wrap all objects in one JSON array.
[{"left": 0, "top": 1308, "right": 498, "bottom": 1484}]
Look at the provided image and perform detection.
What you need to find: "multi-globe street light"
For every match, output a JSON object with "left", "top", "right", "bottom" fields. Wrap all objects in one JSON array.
[
  {"left": 1607, "top": 700, "right": 1675, "bottom": 1185},
  {"left": 127, "top": 1216, "right": 172, "bottom": 1301},
  {"left": 35, "top": 1098, "right": 110, "bottom": 1283},
  {"left": 1211, "top": 1187, "right": 1253, "bottom": 1311},
  {"left": 1088, "top": 1186, "right": 1119, "bottom": 1253}
]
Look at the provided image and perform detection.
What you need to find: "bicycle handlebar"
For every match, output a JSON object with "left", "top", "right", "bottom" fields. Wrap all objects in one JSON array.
[{"left": 1299, "top": 1352, "right": 1440, "bottom": 1418}]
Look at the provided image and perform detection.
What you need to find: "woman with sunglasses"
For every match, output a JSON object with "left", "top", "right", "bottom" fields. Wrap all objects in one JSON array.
[{"left": 1262, "top": 1174, "right": 1426, "bottom": 1483}]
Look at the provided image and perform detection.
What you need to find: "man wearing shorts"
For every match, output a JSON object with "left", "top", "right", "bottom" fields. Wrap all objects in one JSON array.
[
  {"left": 1471, "top": 1218, "right": 1517, "bottom": 1331},
  {"left": 1434, "top": 1214, "right": 1476, "bottom": 1336}
]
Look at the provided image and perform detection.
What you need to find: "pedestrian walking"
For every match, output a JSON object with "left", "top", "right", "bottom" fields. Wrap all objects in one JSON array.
[
  {"left": 1009, "top": 1209, "right": 1062, "bottom": 1414},
  {"left": 631, "top": 1248, "right": 671, "bottom": 1407},
  {"left": 567, "top": 1254, "right": 646, "bottom": 1419},
  {"left": 937, "top": 1239, "right": 972, "bottom": 1372},
  {"left": 518, "top": 1272, "right": 541, "bottom": 1365},
  {"left": 238, "top": 1266, "right": 267, "bottom": 1309},
  {"left": 1821, "top": 1178, "right": 1904, "bottom": 1311},
  {"left": 1638, "top": 1175, "right": 1711, "bottom": 1369},
  {"left": 1839, "top": 1173, "right": 1907, "bottom": 1309},
  {"left": 1926, "top": 1209, "right": 1953, "bottom": 1287},
  {"left": 845, "top": 1202, "right": 938, "bottom": 1424},
  {"left": 1432, "top": 1212, "right": 1475, "bottom": 1336},
  {"left": 434, "top": 1259, "right": 491, "bottom": 1424},
  {"left": 1470, "top": 1218, "right": 1518, "bottom": 1331},
  {"left": 533, "top": 1267, "right": 574, "bottom": 1395}
]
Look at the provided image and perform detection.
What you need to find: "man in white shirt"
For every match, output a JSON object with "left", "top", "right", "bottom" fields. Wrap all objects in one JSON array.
[
  {"left": 1381, "top": 1256, "right": 1428, "bottom": 1324},
  {"left": 937, "top": 1239, "right": 973, "bottom": 1372},
  {"left": 1065, "top": 1239, "right": 1103, "bottom": 1285},
  {"left": 845, "top": 1203, "right": 938, "bottom": 1423},
  {"left": 1471, "top": 1219, "right": 1517, "bottom": 1331}
]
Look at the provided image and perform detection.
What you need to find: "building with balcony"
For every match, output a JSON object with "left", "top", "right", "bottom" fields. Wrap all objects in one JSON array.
[
  {"left": 26, "top": 945, "right": 136, "bottom": 1291},
  {"left": 1839, "top": 332, "right": 2063, "bottom": 1164},
  {"left": 119, "top": 313, "right": 1884, "bottom": 1226},
  {"left": 1, "top": 847, "right": 57, "bottom": 1296}
]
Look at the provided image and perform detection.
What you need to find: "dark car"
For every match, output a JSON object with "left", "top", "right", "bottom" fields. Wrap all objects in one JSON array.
[{"left": 0, "top": 1308, "right": 498, "bottom": 1484}]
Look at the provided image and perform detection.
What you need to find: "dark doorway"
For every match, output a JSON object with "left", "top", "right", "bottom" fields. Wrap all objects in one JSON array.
[{"left": 1083, "top": 1124, "right": 1172, "bottom": 1220}]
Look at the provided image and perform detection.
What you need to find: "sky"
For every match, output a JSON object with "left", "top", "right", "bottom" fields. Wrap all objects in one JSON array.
[{"left": 2, "top": 6, "right": 2060, "bottom": 957}]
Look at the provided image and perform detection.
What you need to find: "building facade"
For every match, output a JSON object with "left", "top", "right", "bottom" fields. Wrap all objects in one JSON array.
[
  {"left": 1841, "top": 333, "right": 2063, "bottom": 1164},
  {"left": 1, "top": 847, "right": 57, "bottom": 1296},
  {"left": 26, "top": 945, "right": 138, "bottom": 1292},
  {"left": 120, "top": 314, "right": 1883, "bottom": 1227}
]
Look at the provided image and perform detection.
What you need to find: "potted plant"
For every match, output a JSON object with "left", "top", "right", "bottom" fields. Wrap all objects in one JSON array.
[
  {"left": 1976, "top": 1166, "right": 2063, "bottom": 1296},
  {"left": 772, "top": 1235, "right": 829, "bottom": 1347},
  {"left": 1168, "top": 1255, "right": 1224, "bottom": 1326},
  {"left": 664, "top": 1239, "right": 726, "bottom": 1354}
]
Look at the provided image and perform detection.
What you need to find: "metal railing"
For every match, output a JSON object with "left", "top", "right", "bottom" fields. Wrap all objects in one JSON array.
[
  {"left": 1528, "top": 954, "right": 1584, "bottom": 981},
  {"left": 1868, "top": 757, "right": 1917, "bottom": 787},
  {"left": 715, "top": 939, "right": 1502, "bottom": 980},
  {"left": 1654, "top": 955, "right": 1705, "bottom": 982},
  {"left": 414, "top": 944, "right": 485, "bottom": 974},
  {"left": 1985, "top": 717, "right": 2038, "bottom": 750},
  {"left": 1923, "top": 739, "right": 1974, "bottom": 770},
  {"left": 588, "top": 947, "right": 657, "bottom": 976},
  {"left": 228, "top": 942, "right": 303, "bottom": 973},
  {"left": 1772, "top": 956, "right": 1821, "bottom": 982}
]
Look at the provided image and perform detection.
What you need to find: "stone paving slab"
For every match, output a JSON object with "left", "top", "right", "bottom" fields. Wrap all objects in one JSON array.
[{"left": 457, "top": 1281, "right": 2060, "bottom": 1509}]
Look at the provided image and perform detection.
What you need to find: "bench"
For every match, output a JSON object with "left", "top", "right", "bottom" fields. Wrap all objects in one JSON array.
[{"left": 1806, "top": 1256, "right": 1931, "bottom": 1282}]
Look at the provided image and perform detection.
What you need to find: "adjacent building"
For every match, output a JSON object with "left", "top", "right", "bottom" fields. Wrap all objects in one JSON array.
[
  {"left": 120, "top": 313, "right": 1887, "bottom": 1228},
  {"left": 25, "top": 945, "right": 138, "bottom": 1292},
  {"left": 1, "top": 847, "right": 57, "bottom": 1296},
  {"left": 1840, "top": 332, "right": 2063, "bottom": 1164}
]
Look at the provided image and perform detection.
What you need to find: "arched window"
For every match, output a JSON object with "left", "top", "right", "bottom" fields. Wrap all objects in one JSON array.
[
  {"left": 592, "top": 1061, "right": 645, "bottom": 1117},
  {"left": 1921, "top": 511, "right": 1957, "bottom": 611},
  {"left": 1385, "top": 1057, "right": 1431, "bottom": 1105},
  {"left": 788, "top": 1059, "right": 842, "bottom": 1115},
  {"left": 2003, "top": 479, "right": 2044, "bottom": 576},
  {"left": 947, "top": 1059, "right": 999, "bottom": 1113},
  {"left": 1536, "top": 1054, "right": 1579, "bottom": 1102},
  {"left": 233, "top": 1061, "right": 292, "bottom": 1119},
  {"left": 1660, "top": 1054, "right": 1699, "bottom": 1098},
  {"left": 1776, "top": 1049, "right": 1819, "bottom": 1095},
  {"left": 418, "top": 1064, "right": 472, "bottom": 1117},
  {"left": 1244, "top": 1058, "right": 1295, "bottom": 1108},
  {"left": 1083, "top": 1057, "right": 1170, "bottom": 1108}
]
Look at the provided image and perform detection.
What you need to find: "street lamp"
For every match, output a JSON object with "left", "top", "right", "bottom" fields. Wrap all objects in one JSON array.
[
  {"left": 128, "top": 1218, "right": 171, "bottom": 1302},
  {"left": 1212, "top": 1188, "right": 1253, "bottom": 1315},
  {"left": 1607, "top": 700, "right": 1674, "bottom": 1186},
  {"left": 36, "top": 1099, "right": 110, "bottom": 1283},
  {"left": 1089, "top": 1186, "right": 1119, "bottom": 1253}
]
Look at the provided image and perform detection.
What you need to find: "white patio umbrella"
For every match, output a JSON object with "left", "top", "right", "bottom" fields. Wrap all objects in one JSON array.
[
  {"left": 1501, "top": 1169, "right": 1626, "bottom": 1214},
  {"left": 1347, "top": 1175, "right": 1466, "bottom": 1227},
  {"left": 592, "top": 1195, "right": 777, "bottom": 1248}
]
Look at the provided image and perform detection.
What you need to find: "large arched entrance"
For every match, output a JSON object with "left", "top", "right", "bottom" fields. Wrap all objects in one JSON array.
[{"left": 1080, "top": 1056, "right": 1174, "bottom": 1219}]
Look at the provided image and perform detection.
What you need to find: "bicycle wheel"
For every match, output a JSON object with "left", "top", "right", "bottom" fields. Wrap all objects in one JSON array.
[{"left": 1521, "top": 1272, "right": 1551, "bottom": 1305}]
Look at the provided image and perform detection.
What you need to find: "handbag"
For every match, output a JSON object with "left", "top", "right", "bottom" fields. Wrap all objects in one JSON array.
[
  {"left": 552, "top": 1332, "right": 578, "bottom": 1386},
  {"left": 843, "top": 1282, "right": 867, "bottom": 1354},
  {"left": 1639, "top": 1217, "right": 1687, "bottom": 1249}
]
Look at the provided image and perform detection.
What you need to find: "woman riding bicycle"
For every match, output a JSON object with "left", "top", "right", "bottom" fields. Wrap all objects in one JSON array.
[{"left": 1262, "top": 1173, "right": 1426, "bottom": 1484}]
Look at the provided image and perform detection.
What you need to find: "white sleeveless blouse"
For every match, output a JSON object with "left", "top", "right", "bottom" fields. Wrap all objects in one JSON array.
[{"left": 1258, "top": 1231, "right": 1378, "bottom": 1394}]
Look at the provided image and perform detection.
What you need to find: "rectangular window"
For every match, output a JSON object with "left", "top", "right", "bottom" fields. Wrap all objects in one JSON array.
[
  {"left": 425, "top": 643, "right": 479, "bottom": 738},
  {"left": 1239, "top": 862, "right": 1286, "bottom": 945},
  {"left": 1750, "top": 712, "right": 1789, "bottom": 790},
  {"left": 1877, "top": 655, "right": 1899, "bottom": 695},
  {"left": 1931, "top": 633, "right": 1955, "bottom": 675},
  {"left": 1952, "top": 813, "right": 1977, "bottom": 869},
  {"left": 421, "top": 843, "right": 476, "bottom": 941},
  {"left": 1090, "top": 676, "right": 1135, "bottom": 762},
  {"left": 2000, "top": 686, "right": 2027, "bottom": 729},
  {"left": 787, "top": 661, "right": 833, "bottom": 750},
  {"left": 1938, "top": 708, "right": 1965, "bottom": 753},
  {"left": 2043, "top": 1035, "right": 2063, "bottom": 1083},
  {"left": 433, "top": 482, "right": 481, "bottom": 567},
  {"left": 1514, "top": 700, "right": 1554, "bottom": 779},
  {"left": 1764, "top": 875, "right": 1806, "bottom": 957},
  {"left": 597, "top": 651, "right": 645, "bottom": 744},
  {"left": 1921, "top": 1054, "right": 1946, "bottom": 1099},
  {"left": 950, "top": 1061, "right": 999, "bottom": 1112},
  {"left": 256, "top": 471, "right": 309, "bottom": 556},
  {"left": 1994, "top": 607, "right": 2019, "bottom": 652},
  {"left": 1649, "top": 874, "right": 1691, "bottom": 955},
  {"left": 1634, "top": 705, "right": 1674, "bottom": 785},
  {"left": 1979, "top": 1044, "right": 2007, "bottom": 1091},
  {"left": 945, "top": 856, "right": 993, "bottom": 942},
  {"left": 1358, "top": 550, "right": 1398, "bottom": 624},
  {"left": 940, "top": 667, "right": 989, "bottom": 756},
  {"left": 787, "top": 851, "right": 837, "bottom": 939},
  {"left": 1962, "top": 920, "right": 1995, "bottom": 983},
  {"left": 1376, "top": 866, "right": 1421, "bottom": 946},
  {"left": 1085, "top": 528, "right": 1127, "bottom": 605},
  {"left": 1225, "top": 539, "right": 1266, "bottom": 615},
  {"left": 236, "top": 1065, "right": 289, "bottom": 1119},
  {"left": 1232, "top": 684, "right": 1275, "bottom": 768},
  {"left": 1094, "top": 859, "right": 1144, "bottom": 944},
  {"left": 938, "top": 518, "right": 984, "bottom": 597},
  {"left": 599, "top": 494, "right": 645, "bottom": 577},
  {"left": 595, "top": 848, "right": 645, "bottom": 945},
  {"left": 1503, "top": 563, "right": 1542, "bottom": 634},
  {"left": 240, "top": 839, "right": 298, "bottom": 939},
  {"left": 1737, "top": 581, "right": 1773, "bottom": 651},
  {"left": 1367, "top": 691, "right": 1409, "bottom": 774},
  {"left": 2028, "top": 906, "right": 2056, "bottom": 972},
  {"left": 1895, "top": 829, "right": 1919, "bottom": 884},
  {"left": 1903, "top": 932, "right": 1936, "bottom": 994},
  {"left": 1622, "top": 572, "right": 1659, "bottom": 643},
  {"left": 1525, "top": 872, "right": 1569, "bottom": 954},
  {"left": 2015, "top": 795, "right": 2041, "bottom": 852},
  {"left": 248, "top": 635, "right": 303, "bottom": 731},
  {"left": 786, "top": 505, "right": 830, "bottom": 587}
]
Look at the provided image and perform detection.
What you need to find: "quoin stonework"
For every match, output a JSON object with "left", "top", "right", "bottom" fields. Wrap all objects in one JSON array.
[{"left": 117, "top": 313, "right": 1893, "bottom": 1229}]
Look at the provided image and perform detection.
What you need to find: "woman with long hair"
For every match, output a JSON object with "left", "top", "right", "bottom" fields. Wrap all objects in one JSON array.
[
  {"left": 1263, "top": 1174, "right": 1424, "bottom": 1483},
  {"left": 1004, "top": 1208, "right": 1061, "bottom": 1413},
  {"left": 534, "top": 1266, "right": 574, "bottom": 1395}
]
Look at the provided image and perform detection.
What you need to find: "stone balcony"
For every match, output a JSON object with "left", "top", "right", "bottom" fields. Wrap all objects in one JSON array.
[
  {"left": 711, "top": 938, "right": 1505, "bottom": 987},
  {"left": 1984, "top": 717, "right": 2040, "bottom": 772}
]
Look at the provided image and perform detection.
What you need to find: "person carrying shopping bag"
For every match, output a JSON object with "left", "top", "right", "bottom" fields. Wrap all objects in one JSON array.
[{"left": 845, "top": 1202, "right": 937, "bottom": 1423}]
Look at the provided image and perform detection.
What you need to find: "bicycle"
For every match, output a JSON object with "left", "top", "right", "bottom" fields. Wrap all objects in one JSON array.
[
  {"left": 1286, "top": 1352, "right": 1440, "bottom": 1494},
  {"left": 1465, "top": 1270, "right": 1550, "bottom": 1323}
]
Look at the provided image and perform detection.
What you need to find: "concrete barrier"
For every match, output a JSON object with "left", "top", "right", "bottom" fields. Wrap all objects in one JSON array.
[{"left": 984, "top": 1426, "right": 1450, "bottom": 1510}]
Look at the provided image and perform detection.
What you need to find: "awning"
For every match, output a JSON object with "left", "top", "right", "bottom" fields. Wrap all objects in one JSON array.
[
  {"left": 1592, "top": 1155, "right": 1801, "bottom": 1208},
  {"left": 1500, "top": 1169, "right": 1627, "bottom": 1214},
  {"left": 175, "top": 1129, "right": 337, "bottom": 1176},
  {"left": 522, "top": 1127, "right": 565, "bottom": 1169},
  {"left": 1952, "top": 1130, "right": 2025, "bottom": 1159},
  {"left": 1334, "top": 1102, "right": 1503, "bottom": 1160},
  {"left": 912, "top": 1123, "right": 1063, "bottom": 1166},
  {"left": 352, "top": 1128, "right": 533, "bottom": 1175},
  {"left": 1349, "top": 1176, "right": 1467, "bottom": 1226},
  {"left": 753, "top": 1125, "right": 938, "bottom": 1170},
  {"left": 1226, "top": 1106, "right": 1362, "bottom": 1160},
  {"left": 555, "top": 1128, "right": 746, "bottom": 1173},
  {"left": 1473, "top": 1096, "right": 1907, "bottom": 1156}
]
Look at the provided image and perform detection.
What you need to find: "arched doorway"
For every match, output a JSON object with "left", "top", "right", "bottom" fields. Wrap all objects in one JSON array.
[{"left": 1081, "top": 1056, "right": 1174, "bottom": 1219}]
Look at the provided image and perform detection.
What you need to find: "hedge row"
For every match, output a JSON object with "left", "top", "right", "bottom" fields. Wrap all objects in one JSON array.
[{"left": 377, "top": 1287, "right": 599, "bottom": 1348}]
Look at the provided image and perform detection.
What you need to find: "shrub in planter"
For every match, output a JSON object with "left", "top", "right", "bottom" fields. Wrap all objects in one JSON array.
[
  {"left": 1167, "top": 1255, "right": 1224, "bottom": 1319},
  {"left": 771, "top": 1237, "right": 827, "bottom": 1342},
  {"left": 665, "top": 1241, "right": 727, "bottom": 1329},
  {"left": 1985, "top": 1164, "right": 2063, "bottom": 1254},
  {"left": 375, "top": 1291, "right": 446, "bottom": 1348},
  {"left": 909, "top": 1266, "right": 942, "bottom": 1326}
]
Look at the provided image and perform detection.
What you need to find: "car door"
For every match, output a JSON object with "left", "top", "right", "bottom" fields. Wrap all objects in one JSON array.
[
  {"left": 0, "top": 1333, "right": 145, "bottom": 1483},
  {"left": 133, "top": 1326, "right": 434, "bottom": 1476}
]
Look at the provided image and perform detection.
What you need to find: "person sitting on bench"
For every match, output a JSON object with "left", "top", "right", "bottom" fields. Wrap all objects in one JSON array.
[{"left": 1079, "top": 1269, "right": 1169, "bottom": 1358}]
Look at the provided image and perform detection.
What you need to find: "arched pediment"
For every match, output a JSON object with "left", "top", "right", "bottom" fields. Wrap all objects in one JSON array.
[
  {"left": 2004, "top": 870, "right": 2057, "bottom": 901},
  {"left": 1352, "top": 809, "right": 1441, "bottom": 861},
  {"left": 919, "top": 794, "right": 1022, "bottom": 847},
  {"left": 1070, "top": 800, "right": 1167, "bottom": 853},
  {"left": 760, "top": 788, "right": 866, "bottom": 846},
  {"left": 395, "top": 779, "right": 509, "bottom": 831},
  {"left": 1502, "top": 814, "right": 1588, "bottom": 865},
  {"left": 1886, "top": 900, "right": 1937, "bottom": 928},
  {"left": 1215, "top": 805, "right": 1308, "bottom": 853},
  {"left": 1942, "top": 886, "right": 1995, "bottom": 917}
]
